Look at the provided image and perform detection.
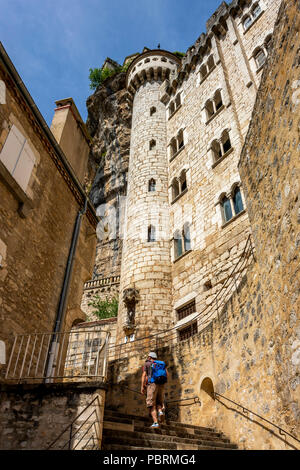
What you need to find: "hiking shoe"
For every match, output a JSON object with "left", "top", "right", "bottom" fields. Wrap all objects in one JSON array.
[
  {"left": 150, "top": 422, "right": 159, "bottom": 428},
  {"left": 158, "top": 411, "right": 164, "bottom": 423}
]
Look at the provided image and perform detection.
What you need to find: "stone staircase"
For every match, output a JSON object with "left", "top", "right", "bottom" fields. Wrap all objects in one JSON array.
[{"left": 102, "top": 409, "right": 238, "bottom": 450}]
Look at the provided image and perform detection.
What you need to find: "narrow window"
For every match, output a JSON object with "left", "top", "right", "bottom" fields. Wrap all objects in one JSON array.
[
  {"left": 265, "top": 35, "right": 272, "bottom": 52},
  {"left": 174, "top": 230, "right": 183, "bottom": 259},
  {"left": 255, "top": 49, "right": 266, "bottom": 68},
  {"left": 221, "top": 196, "right": 233, "bottom": 223},
  {"left": 207, "top": 55, "right": 215, "bottom": 71},
  {"left": 177, "top": 129, "right": 184, "bottom": 149},
  {"left": 148, "top": 225, "right": 156, "bottom": 242},
  {"left": 200, "top": 64, "right": 207, "bottom": 81},
  {"left": 0, "top": 124, "right": 35, "bottom": 193},
  {"left": 150, "top": 106, "right": 156, "bottom": 116},
  {"left": 233, "top": 187, "right": 244, "bottom": 215},
  {"left": 175, "top": 94, "right": 181, "bottom": 109},
  {"left": 172, "top": 179, "right": 180, "bottom": 200},
  {"left": 148, "top": 178, "right": 156, "bottom": 192},
  {"left": 183, "top": 223, "right": 191, "bottom": 252},
  {"left": 212, "top": 140, "right": 222, "bottom": 161},
  {"left": 203, "top": 280, "right": 212, "bottom": 292},
  {"left": 221, "top": 131, "right": 232, "bottom": 154},
  {"left": 169, "top": 101, "right": 175, "bottom": 117},
  {"left": 149, "top": 139, "right": 156, "bottom": 150},
  {"left": 252, "top": 3, "right": 262, "bottom": 19},
  {"left": 180, "top": 170, "right": 187, "bottom": 192},
  {"left": 179, "top": 322, "right": 198, "bottom": 341},
  {"left": 214, "top": 90, "right": 223, "bottom": 111}
]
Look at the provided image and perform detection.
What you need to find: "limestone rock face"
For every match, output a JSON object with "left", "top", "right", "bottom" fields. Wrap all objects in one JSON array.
[{"left": 86, "top": 72, "right": 132, "bottom": 279}]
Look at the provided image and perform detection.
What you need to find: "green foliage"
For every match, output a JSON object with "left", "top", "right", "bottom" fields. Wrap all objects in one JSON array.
[
  {"left": 89, "top": 59, "right": 133, "bottom": 90},
  {"left": 88, "top": 295, "right": 119, "bottom": 320},
  {"left": 173, "top": 51, "right": 185, "bottom": 58}
]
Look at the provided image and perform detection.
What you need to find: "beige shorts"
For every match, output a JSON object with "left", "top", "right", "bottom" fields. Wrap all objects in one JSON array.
[{"left": 146, "top": 382, "right": 165, "bottom": 408}]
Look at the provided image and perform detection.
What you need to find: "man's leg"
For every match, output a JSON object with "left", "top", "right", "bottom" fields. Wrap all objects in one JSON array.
[{"left": 146, "top": 384, "right": 159, "bottom": 425}]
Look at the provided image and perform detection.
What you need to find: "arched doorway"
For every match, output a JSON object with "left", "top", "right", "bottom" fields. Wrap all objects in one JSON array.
[{"left": 199, "top": 377, "right": 217, "bottom": 427}]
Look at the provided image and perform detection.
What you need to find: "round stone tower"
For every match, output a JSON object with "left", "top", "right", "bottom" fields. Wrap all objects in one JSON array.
[{"left": 116, "top": 50, "right": 181, "bottom": 344}]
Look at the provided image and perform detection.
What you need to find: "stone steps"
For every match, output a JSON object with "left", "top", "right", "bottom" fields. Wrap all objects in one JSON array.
[{"left": 102, "top": 409, "right": 238, "bottom": 451}]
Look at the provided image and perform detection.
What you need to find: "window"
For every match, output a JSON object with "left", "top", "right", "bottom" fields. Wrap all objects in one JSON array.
[
  {"left": 211, "top": 130, "right": 232, "bottom": 164},
  {"left": 179, "top": 322, "right": 198, "bottom": 341},
  {"left": 149, "top": 139, "right": 156, "bottom": 150},
  {"left": 177, "top": 299, "right": 196, "bottom": 321},
  {"left": 255, "top": 49, "right": 266, "bottom": 68},
  {"left": 215, "top": 90, "right": 223, "bottom": 111},
  {"left": 171, "top": 170, "right": 188, "bottom": 202},
  {"left": 222, "top": 131, "right": 232, "bottom": 154},
  {"left": 174, "top": 230, "right": 183, "bottom": 259},
  {"left": 175, "top": 94, "right": 181, "bottom": 108},
  {"left": 233, "top": 186, "right": 244, "bottom": 215},
  {"left": 205, "top": 90, "right": 223, "bottom": 122},
  {"left": 265, "top": 35, "right": 272, "bottom": 52},
  {"left": 169, "top": 101, "right": 175, "bottom": 117},
  {"left": 207, "top": 55, "right": 215, "bottom": 71},
  {"left": 169, "top": 129, "right": 185, "bottom": 160},
  {"left": 243, "top": 16, "right": 252, "bottom": 30},
  {"left": 212, "top": 140, "right": 222, "bottom": 161},
  {"left": 148, "top": 178, "right": 156, "bottom": 192},
  {"left": 177, "top": 129, "right": 184, "bottom": 149},
  {"left": 252, "top": 3, "right": 262, "bottom": 19},
  {"left": 180, "top": 170, "right": 187, "bottom": 192},
  {"left": 171, "top": 178, "right": 180, "bottom": 200},
  {"left": 174, "top": 223, "right": 192, "bottom": 260},
  {"left": 221, "top": 196, "right": 233, "bottom": 223},
  {"left": 0, "top": 124, "right": 35, "bottom": 193},
  {"left": 200, "top": 64, "right": 208, "bottom": 81},
  {"left": 148, "top": 225, "right": 156, "bottom": 242},
  {"left": 150, "top": 107, "right": 156, "bottom": 116},
  {"left": 205, "top": 100, "right": 215, "bottom": 120}
]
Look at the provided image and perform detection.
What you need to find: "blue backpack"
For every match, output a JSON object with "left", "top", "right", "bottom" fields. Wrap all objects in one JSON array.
[{"left": 150, "top": 360, "right": 167, "bottom": 385}]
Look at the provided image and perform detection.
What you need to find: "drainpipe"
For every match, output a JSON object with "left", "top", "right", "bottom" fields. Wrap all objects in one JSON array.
[{"left": 44, "top": 198, "right": 88, "bottom": 381}]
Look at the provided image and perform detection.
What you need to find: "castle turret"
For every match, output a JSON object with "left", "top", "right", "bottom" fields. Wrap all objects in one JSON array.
[{"left": 116, "top": 50, "right": 181, "bottom": 343}]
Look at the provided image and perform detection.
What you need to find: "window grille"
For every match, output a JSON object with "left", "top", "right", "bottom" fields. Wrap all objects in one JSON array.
[{"left": 179, "top": 322, "right": 198, "bottom": 341}]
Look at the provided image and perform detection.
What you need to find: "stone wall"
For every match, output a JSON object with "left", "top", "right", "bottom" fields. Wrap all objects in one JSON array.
[{"left": 0, "top": 382, "right": 106, "bottom": 450}]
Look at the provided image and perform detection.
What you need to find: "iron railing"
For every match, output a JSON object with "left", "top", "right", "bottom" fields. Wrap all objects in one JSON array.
[
  {"left": 5, "top": 328, "right": 110, "bottom": 383},
  {"left": 215, "top": 392, "right": 300, "bottom": 449},
  {"left": 107, "top": 234, "right": 255, "bottom": 360},
  {"left": 47, "top": 395, "right": 101, "bottom": 450}
]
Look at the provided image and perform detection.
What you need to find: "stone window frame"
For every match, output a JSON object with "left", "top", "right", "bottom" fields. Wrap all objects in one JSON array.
[
  {"left": 148, "top": 178, "right": 156, "bottom": 192},
  {"left": 210, "top": 128, "right": 233, "bottom": 168},
  {"left": 172, "top": 221, "right": 192, "bottom": 262},
  {"left": 150, "top": 106, "right": 157, "bottom": 116},
  {"left": 217, "top": 183, "right": 246, "bottom": 228},
  {"left": 147, "top": 224, "right": 156, "bottom": 242},
  {"left": 168, "top": 92, "right": 182, "bottom": 120},
  {"left": 168, "top": 128, "right": 185, "bottom": 162},
  {"left": 0, "top": 122, "right": 36, "bottom": 218},
  {"left": 199, "top": 53, "right": 216, "bottom": 84},
  {"left": 250, "top": 33, "right": 272, "bottom": 74},
  {"left": 242, "top": 1, "right": 265, "bottom": 34}
]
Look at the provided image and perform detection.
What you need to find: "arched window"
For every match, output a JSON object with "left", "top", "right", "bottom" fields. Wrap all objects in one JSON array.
[
  {"left": 174, "top": 230, "right": 183, "bottom": 259},
  {"left": 169, "top": 101, "right": 175, "bottom": 117},
  {"left": 175, "top": 94, "right": 181, "bottom": 109},
  {"left": 254, "top": 49, "right": 266, "bottom": 68},
  {"left": 149, "top": 139, "right": 156, "bottom": 150},
  {"left": 205, "top": 99, "right": 214, "bottom": 120},
  {"left": 233, "top": 186, "right": 244, "bottom": 215},
  {"left": 265, "top": 34, "right": 272, "bottom": 52},
  {"left": 170, "top": 137, "right": 177, "bottom": 158},
  {"left": 221, "top": 130, "right": 232, "bottom": 154},
  {"left": 200, "top": 64, "right": 207, "bottom": 81},
  {"left": 177, "top": 129, "right": 184, "bottom": 149},
  {"left": 171, "top": 178, "right": 180, "bottom": 200},
  {"left": 148, "top": 225, "right": 156, "bottom": 242},
  {"left": 243, "top": 15, "right": 252, "bottom": 30},
  {"left": 180, "top": 169, "right": 187, "bottom": 192},
  {"left": 214, "top": 90, "right": 223, "bottom": 111},
  {"left": 183, "top": 223, "right": 191, "bottom": 252},
  {"left": 148, "top": 178, "right": 156, "bottom": 192},
  {"left": 221, "top": 196, "right": 233, "bottom": 223},
  {"left": 150, "top": 106, "right": 156, "bottom": 116},
  {"left": 252, "top": 3, "right": 262, "bottom": 19}
]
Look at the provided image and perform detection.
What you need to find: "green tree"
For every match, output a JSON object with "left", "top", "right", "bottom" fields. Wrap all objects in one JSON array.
[{"left": 88, "top": 295, "right": 119, "bottom": 320}]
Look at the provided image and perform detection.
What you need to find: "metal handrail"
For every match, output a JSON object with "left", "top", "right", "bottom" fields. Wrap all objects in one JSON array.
[
  {"left": 214, "top": 392, "right": 300, "bottom": 447},
  {"left": 47, "top": 395, "right": 101, "bottom": 450}
]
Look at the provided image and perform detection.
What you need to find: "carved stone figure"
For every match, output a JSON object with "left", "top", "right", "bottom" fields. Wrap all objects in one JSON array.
[{"left": 123, "top": 287, "right": 139, "bottom": 333}]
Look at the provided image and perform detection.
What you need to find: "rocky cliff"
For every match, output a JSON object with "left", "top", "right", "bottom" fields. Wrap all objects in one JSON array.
[{"left": 85, "top": 72, "right": 132, "bottom": 279}]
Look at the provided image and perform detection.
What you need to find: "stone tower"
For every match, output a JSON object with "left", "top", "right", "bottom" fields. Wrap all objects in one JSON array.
[{"left": 116, "top": 50, "right": 181, "bottom": 343}]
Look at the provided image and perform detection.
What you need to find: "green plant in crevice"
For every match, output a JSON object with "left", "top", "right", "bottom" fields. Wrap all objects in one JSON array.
[{"left": 88, "top": 295, "right": 119, "bottom": 320}]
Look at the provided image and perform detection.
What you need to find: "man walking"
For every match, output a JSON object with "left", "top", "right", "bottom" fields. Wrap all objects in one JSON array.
[{"left": 141, "top": 351, "right": 168, "bottom": 428}]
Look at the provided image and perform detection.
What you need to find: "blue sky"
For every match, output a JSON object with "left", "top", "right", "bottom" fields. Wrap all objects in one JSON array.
[{"left": 0, "top": 0, "right": 223, "bottom": 125}]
